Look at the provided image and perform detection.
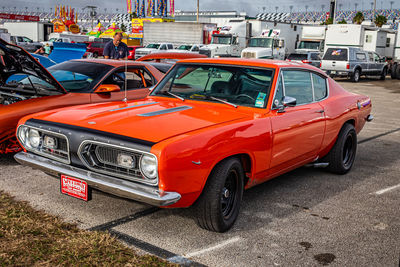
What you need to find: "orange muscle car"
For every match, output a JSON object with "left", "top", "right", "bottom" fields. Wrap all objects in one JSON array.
[
  {"left": 14, "top": 58, "right": 372, "bottom": 232},
  {"left": 0, "top": 39, "right": 165, "bottom": 153}
]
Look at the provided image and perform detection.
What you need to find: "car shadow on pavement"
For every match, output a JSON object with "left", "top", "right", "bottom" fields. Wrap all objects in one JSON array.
[{"left": 0, "top": 154, "right": 18, "bottom": 166}]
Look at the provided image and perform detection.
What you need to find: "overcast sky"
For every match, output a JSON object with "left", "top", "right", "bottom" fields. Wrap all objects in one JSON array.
[{"left": 1, "top": 0, "right": 399, "bottom": 16}]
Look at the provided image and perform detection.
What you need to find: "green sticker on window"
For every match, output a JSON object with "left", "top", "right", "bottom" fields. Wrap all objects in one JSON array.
[{"left": 255, "top": 92, "right": 266, "bottom": 107}]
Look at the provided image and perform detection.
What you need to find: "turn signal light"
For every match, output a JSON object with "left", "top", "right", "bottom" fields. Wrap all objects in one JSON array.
[{"left": 346, "top": 63, "right": 350, "bottom": 69}]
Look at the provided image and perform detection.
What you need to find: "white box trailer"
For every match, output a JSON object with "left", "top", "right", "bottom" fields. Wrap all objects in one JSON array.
[
  {"left": 296, "top": 26, "right": 326, "bottom": 52},
  {"left": 142, "top": 22, "right": 217, "bottom": 46},
  {"left": 0, "top": 28, "right": 11, "bottom": 43},
  {"left": 388, "top": 29, "right": 400, "bottom": 79},
  {"left": 3, "top": 22, "right": 52, "bottom": 42},
  {"left": 324, "top": 24, "right": 388, "bottom": 56}
]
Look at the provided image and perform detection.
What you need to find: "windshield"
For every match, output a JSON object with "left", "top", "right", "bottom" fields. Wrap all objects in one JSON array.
[
  {"left": 146, "top": 44, "right": 160, "bottom": 49},
  {"left": 249, "top": 38, "right": 273, "bottom": 48},
  {"left": 298, "top": 41, "right": 321, "bottom": 50},
  {"left": 47, "top": 61, "right": 114, "bottom": 92},
  {"left": 178, "top": 45, "right": 192, "bottom": 50},
  {"left": 211, "top": 36, "right": 232, "bottom": 45},
  {"left": 151, "top": 64, "right": 274, "bottom": 108}
]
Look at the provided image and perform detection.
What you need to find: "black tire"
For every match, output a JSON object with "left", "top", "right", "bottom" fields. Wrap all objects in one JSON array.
[
  {"left": 390, "top": 64, "right": 397, "bottom": 79},
  {"left": 93, "top": 52, "right": 99, "bottom": 58},
  {"left": 396, "top": 65, "right": 400, "bottom": 80},
  {"left": 351, "top": 69, "right": 360, "bottom": 82},
  {"left": 324, "top": 124, "right": 357, "bottom": 174},
  {"left": 193, "top": 158, "right": 244, "bottom": 232},
  {"left": 380, "top": 67, "right": 387, "bottom": 80}
]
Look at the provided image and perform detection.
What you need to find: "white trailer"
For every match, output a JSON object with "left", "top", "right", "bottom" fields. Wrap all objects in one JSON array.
[
  {"left": 3, "top": 22, "right": 52, "bottom": 42},
  {"left": 296, "top": 26, "right": 326, "bottom": 53},
  {"left": 0, "top": 28, "right": 11, "bottom": 43},
  {"left": 388, "top": 29, "right": 400, "bottom": 79},
  {"left": 324, "top": 24, "right": 389, "bottom": 57},
  {"left": 142, "top": 22, "right": 217, "bottom": 46}
]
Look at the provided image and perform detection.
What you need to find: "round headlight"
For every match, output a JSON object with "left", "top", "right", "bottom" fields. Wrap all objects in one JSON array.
[
  {"left": 28, "top": 129, "right": 41, "bottom": 148},
  {"left": 140, "top": 154, "right": 157, "bottom": 180}
]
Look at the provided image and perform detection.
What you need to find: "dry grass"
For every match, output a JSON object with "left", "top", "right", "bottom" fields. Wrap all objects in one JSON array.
[{"left": 0, "top": 191, "right": 175, "bottom": 266}]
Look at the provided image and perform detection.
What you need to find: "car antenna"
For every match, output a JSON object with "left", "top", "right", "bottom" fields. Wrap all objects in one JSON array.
[{"left": 123, "top": 57, "right": 128, "bottom": 103}]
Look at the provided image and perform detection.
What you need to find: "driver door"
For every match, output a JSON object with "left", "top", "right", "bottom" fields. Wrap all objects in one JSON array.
[
  {"left": 269, "top": 70, "right": 326, "bottom": 173},
  {"left": 90, "top": 67, "right": 153, "bottom": 103}
]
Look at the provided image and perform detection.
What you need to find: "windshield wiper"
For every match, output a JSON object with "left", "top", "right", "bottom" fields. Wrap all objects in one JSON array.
[
  {"left": 160, "top": 91, "right": 185, "bottom": 101},
  {"left": 190, "top": 94, "right": 237, "bottom": 108},
  {"left": 209, "top": 96, "right": 237, "bottom": 108}
]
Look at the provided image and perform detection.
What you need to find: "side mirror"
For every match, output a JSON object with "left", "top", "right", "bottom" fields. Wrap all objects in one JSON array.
[
  {"left": 148, "top": 85, "right": 155, "bottom": 91},
  {"left": 278, "top": 96, "right": 296, "bottom": 113},
  {"left": 94, "top": 84, "right": 121, "bottom": 93},
  {"left": 282, "top": 96, "right": 297, "bottom": 107}
]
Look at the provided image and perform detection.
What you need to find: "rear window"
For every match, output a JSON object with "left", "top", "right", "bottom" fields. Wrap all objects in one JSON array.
[
  {"left": 288, "top": 53, "right": 308, "bottom": 61},
  {"left": 323, "top": 48, "right": 348, "bottom": 61}
]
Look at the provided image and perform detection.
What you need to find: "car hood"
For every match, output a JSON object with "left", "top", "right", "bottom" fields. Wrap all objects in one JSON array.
[
  {"left": 29, "top": 98, "right": 250, "bottom": 143},
  {"left": 242, "top": 47, "right": 272, "bottom": 52},
  {"left": 201, "top": 44, "right": 230, "bottom": 50},
  {"left": 0, "top": 39, "right": 66, "bottom": 93}
]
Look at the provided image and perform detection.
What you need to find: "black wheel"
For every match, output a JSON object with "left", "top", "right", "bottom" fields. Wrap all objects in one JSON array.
[
  {"left": 193, "top": 158, "right": 244, "bottom": 232},
  {"left": 380, "top": 67, "right": 387, "bottom": 80},
  {"left": 351, "top": 69, "right": 360, "bottom": 82},
  {"left": 93, "top": 52, "right": 98, "bottom": 58},
  {"left": 390, "top": 64, "right": 397, "bottom": 79},
  {"left": 324, "top": 124, "right": 357, "bottom": 174}
]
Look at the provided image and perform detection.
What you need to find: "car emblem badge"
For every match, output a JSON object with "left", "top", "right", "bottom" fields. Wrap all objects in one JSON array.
[{"left": 88, "top": 121, "right": 96, "bottom": 124}]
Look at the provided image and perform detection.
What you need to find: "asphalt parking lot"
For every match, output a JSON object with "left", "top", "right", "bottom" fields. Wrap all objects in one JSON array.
[{"left": 1, "top": 77, "right": 399, "bottom": 266}]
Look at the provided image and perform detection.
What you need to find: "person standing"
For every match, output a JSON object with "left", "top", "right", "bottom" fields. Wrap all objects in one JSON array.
[{"left": 103, "top": 32, "right": 129, "bottom": 60}]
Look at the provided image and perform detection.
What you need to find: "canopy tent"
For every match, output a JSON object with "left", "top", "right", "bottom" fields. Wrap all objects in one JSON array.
[
  {"left": 87, "top": 22, "right": 106, "bottom": 38},
  {"left": 99, "top": 23, "right": 128, "bottom": 38}
]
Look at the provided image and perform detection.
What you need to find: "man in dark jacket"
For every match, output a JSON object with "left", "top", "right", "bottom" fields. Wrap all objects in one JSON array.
[{"left": 104, "top": 32, "right": 129, "bottom": 60}]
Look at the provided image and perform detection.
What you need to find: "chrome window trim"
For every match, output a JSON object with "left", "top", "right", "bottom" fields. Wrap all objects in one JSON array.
[
  {"left": 270, "top": 68, "right": 330, "bottom": 110},
  {"left": 17, "top": 124, "right": 71, "bottom": 164},
  {"left": 77, "top": 140, "right": 159, "bottom": 186}
]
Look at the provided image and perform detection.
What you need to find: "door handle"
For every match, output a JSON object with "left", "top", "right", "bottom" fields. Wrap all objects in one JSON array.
[{"left": 315, "top": 109, "right": 325, "bottom": 114}]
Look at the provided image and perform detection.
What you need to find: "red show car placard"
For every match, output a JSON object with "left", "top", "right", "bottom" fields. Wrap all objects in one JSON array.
[{"left": 61, "top": 175, "right": 89, "bottom": 201}]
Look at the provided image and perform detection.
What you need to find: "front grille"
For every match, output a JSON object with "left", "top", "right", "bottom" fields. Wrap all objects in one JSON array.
[
  {"left": 242, "top": 52, "right": 256, "bottom": 58},
  {"left": 78, "top": 141, "right": 156, "bottom": 185}
]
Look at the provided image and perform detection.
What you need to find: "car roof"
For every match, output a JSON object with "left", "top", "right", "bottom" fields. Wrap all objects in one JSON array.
[
  {"left": 177, "top": 58, "right": 324, "bottom": 72},
  {"left": 72, "top": 59, "right": 154, "bottom": 67}
]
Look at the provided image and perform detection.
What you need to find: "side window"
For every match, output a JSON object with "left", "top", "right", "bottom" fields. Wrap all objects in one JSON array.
[
  {"left": 167, "top": 44, "right": 173, "bottom": 49},
  {"left": 373, "top": 53, "right": 380, "bottom": 62},
  {"left": 368, "top": 52, "right": 374, "bottom": 61},
  {"left": 102, "top": 68, "right": 151, "bottom": 90},
  {"left": 356, "top": 53, "right": 366, "bottom": 61},
  {"left": 192, "top": 45, "right": 199, "bottom": 52},
  {"left": 310, "top": 53, "right": 320, "bottom": 60},
  {"left": 312, "top": 74, "right": 327, "bottom": 101},
  {"left": 17, "top": 37, "right": 23, "bottom": 42},
  {"left": 386, "top": 38, "right": 391, "bottom": 47},
  {"left": 23, "top": 37, "right": 31, "bottom": 42},
  {"left": 282, "top": 70, "right": 313, "bottom": 105},
  {"left": 160, "top": 44, "right": 167, "bottom": 50},
  {"left": 365, "top": 34, "right": 372, "bottom": 43},
  {"left": 273, "top": 73, "right": 284, "bottom": 108}
]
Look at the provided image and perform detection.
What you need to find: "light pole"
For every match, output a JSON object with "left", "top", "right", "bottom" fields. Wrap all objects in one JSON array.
[
  {"left": 275, "top": 6, "right": 278, "bottom": 13},
  {"left": 289, "top": 5, "right": 293, "bottom": 14},
  {"left": 197, "top": 0, "right": 199, "bottom": 23},
  {"left": 321, "top": 4, "right": 325, "bottom": 12},
  {"left": 355, "top": 3, "right": 358, "bottom": 11},
  {"left": 390, "top": 1, "right": 394, "bottom": 9},
  {"left": 372, "top": 0, "right": 376, "bottom": 23},
  {"left": 305, "top": 5, "right": 308, "bottom": 13}
]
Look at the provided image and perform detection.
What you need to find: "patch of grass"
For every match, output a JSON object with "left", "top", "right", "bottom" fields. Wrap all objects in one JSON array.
[{"left": 0, "top": 192, "right": 175, "bottom": 266}]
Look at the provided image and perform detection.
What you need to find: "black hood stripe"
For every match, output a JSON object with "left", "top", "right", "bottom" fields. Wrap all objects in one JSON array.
[{"left": 26, "top": 118, "right": 156, "bottom": 147}]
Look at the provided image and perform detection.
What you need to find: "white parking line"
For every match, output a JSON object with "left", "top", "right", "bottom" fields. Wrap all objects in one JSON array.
[
  {"left": 373, "top": 183, "right": 400, "bottom": 195},
  {"left": 184, "top": 236, "right": 242, "bottom": 258}
]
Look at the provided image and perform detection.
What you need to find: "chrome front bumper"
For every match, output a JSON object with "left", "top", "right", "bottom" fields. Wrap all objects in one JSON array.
[{"left": 14, "top": 152, "right": 181, "bottom": 206}]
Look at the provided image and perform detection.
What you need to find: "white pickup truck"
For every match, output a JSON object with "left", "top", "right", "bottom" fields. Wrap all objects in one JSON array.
[
  {"left": 134, "top": 43, "right": 174, "bottom": 60},
  {"left": 241, "top": 36, "right": 286, "bottom": 60}
]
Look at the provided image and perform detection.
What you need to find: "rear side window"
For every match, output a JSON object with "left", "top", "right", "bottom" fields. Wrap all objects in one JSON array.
[
  {"left": 312, "top": 74, "right": 327, "bottom": 101},
  {"left": 287, "top": 54, "right": 307, "bottom": 61},
  {"left": 310, "top": 53, "right": 320, "bottom": 60},
  {"left": 282, "top": 70, "right": 313, "bottom": 105},
  {"left": 323, "top": 48, "right": 348, "bottom": 61},
  {"left": 167, "top": 44, "right": 173, "bottom": 49},
  {"left": 356, "top": 53, "right": 366, "bottom": 61}
]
